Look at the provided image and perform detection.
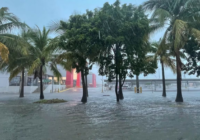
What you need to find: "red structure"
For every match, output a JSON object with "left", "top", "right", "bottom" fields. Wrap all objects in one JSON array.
[
  {"left": 66, "top": 70, "right": 96, "bottom": 88},
  {"left": 66, "top": 70, "right": 73, "bottom": 88},
  {"left": 76, "top": 72, "right": 81, "bottom": 87},
  {"left": 92, "top": 74, "right": 96, "bottom": 87}
]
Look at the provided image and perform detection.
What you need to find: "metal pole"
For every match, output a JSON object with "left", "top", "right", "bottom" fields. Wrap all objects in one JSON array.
[
  {"left": 102, "top": 76, "right": 103, "bottom": 93},
  {"left": 52, "top": 76, "right": 54, "bottom": 93},
  {"left": 58, "top": 78, "right": 60, "bottom": 92}
]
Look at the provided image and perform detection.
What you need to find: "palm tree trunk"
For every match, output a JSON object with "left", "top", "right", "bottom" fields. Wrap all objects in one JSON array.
[
  {"left": 85, "top": 74, "right": 88, "bottom": 97},
  {"left": 175, "top": 52, "right": 183, "bottom": 102},
  {"left": 119, "top": 74, "right": 124, "bottom": 99},
  {"left": 19, "top": 68, "right": 24, "bottom": 98},
  {"left": 136, "top": 75, "right": 139, "bottom": 93},
  {"left": 115, "top": 74, "right": 119, "bottom": 102},
  {"left": 161, "top": 62, "right": 166, "bottom": 97},
  {"left": 40, "top": 65, "right": 44, "bottom": 99},
  {"left": 81, "top": 70, "right": 87, "bottom": 103}
]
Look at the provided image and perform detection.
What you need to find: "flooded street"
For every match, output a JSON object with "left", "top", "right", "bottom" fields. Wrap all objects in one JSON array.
[{"left": 0, "top": 88, "right": 200, "bottom": 140}]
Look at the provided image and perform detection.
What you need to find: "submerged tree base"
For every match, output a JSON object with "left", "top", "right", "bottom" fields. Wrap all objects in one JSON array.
[
  {"left": 81, "top": 98, "right": 87, "bottom": 103},
  {"left": 175, "top": 99, "right": 183, "bottom": 102},
  {"left": 34, "top": 99, "right": 67, "bottom": 104}
]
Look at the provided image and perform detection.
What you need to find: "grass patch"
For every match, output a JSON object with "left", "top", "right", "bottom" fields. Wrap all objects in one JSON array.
[{"left": 34, "top": 99, "right": 67, "bottom": 104}]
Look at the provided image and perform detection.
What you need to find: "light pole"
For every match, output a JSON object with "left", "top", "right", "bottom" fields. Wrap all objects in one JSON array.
[
  {"left": 58, "top": 78, "right": 60, "bottom": 92},
  {"left": 102, "top": 76, "right": 104, "bottom": 93},
  {"left": 52, "top": 76, "right": 54, "bottom": 93}
]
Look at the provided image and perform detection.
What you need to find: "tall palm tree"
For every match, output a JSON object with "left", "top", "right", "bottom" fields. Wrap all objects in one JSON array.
[
  {"left": 143, "top": 0, "right": 200, "bottom": 102},
  {"left": 28, "top": 27, "right": 62, "bottom": 99},
  {"left": 0, "top": 48, "right": 30, "bottom": 97},
  {"left": 151, "top": 41, "right": 176, "bottom": 97},
  {"left": 0, "top": 7, "right": 25, "bottom": 61},
  {"left": 0, "top": 28, "right": 32, "bottom": 97}
]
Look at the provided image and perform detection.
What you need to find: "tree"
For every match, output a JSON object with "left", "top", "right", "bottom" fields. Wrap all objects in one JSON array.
[
  {"left": 0, "top": 7, "right": 25, "bottom": 61},
  {"left": 129, "top": 45, "right": 157, "bottom": 93},
  {"left": 27, "top": 27, "right": 62, "bottom": 99},
  {"left": 143, "top": 0, "right": 200, "bottom": 102},
  {"left": 182, "top": 16, "right": 200, "bottom": 77},
  {"left": 97, "top": 1, "right": 151, "bottom": 102},
  {"left": 0, "top": 29, "right": 31, "bottom": 97},
  {"left": 52, "top": 12, "right": 99, "bottom": 103},
  {"left": 0, "top": 7, "right": 27, "bottom": 96},
  {"left": 183, "top": 37, "right": 200, "bottom": 77},
  {"left": 151, "top": 40, "right": 176, "bottom": 97}
]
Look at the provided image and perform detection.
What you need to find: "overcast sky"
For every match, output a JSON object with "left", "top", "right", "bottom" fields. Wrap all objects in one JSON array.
[{"left": 1, "top": 0, "right": 197, "bottom": 83}]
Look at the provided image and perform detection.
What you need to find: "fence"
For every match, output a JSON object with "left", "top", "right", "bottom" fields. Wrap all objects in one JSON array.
[{"left": 104, "top": 79, "right": 200, "bottom": 92}]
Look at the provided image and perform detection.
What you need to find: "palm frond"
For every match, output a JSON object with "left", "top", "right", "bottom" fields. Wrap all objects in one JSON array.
[
  {"left": 142, "top": 0, "right": 164, "bottom": 11},
  {"left": 0, "top": 42, "right": 9, "bottom": 61},
  {"left": 9, "top": 66, "right": 22, "bottom": 81},
  {"left": 28, "top": 58, "right": 41, "bottom": 75},
  {"left": 190, "top": 28, "right": 200, "bottom": 42},
  {"left": 162, "top": 56, "right": 176, "bottom": 73},
  {"left": 50, "top": 63, "right": 62, "bottom": 80},
  {"left": 172, "top": 19, "right": 188, "bottom": 51},
  {"left": 151, "top": 8, "right": 171, "bottom": 24},
  {"left": 0, "top": 22, "right": 26, "bottom": 33}
]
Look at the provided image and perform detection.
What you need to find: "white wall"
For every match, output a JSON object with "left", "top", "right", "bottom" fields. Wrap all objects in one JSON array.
[
  {"left": 0, "top": 73, "right": 9, "bottom": 88},
  {"left": 0, "top": 86, "right": 38, "bottom": 94},
  {"left": 44, "top": 85, "right": 66, "bottom": 93}
]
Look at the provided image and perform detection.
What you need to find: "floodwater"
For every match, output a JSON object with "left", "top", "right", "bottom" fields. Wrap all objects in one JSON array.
[{"left": 0, "top": 88, "right": 200, "bottom": 140}]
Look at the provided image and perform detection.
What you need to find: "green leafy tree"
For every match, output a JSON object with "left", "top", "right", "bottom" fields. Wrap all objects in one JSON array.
[
  {"left": 97, "top": 1, "right": 151, "bottom": 101},
  {"left": 129, "top": 45, "right": 157, "bottom": 93},
  {"left": 143, "top": 0, "right": 200, "bottom": 102},
  {"left": 183, "top": 37, "right": 200, "bottom": 76},
  {"left": 125, "top": 7, "right": 157, "bottom": 93},
  {"left": 53, "top": 12, "right": 99, "bottom": 103},
  {"left": 183, "top": 16, "right": 200, "bottom": 77}
]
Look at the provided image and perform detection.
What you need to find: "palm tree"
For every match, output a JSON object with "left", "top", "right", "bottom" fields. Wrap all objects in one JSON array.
[
  {"left": 143, "top": 0, "right": 200, "bottom": 102},
  {"left": 151, "top": 41, "right": 176, "bottom": 97},
  {"left": 0, "top": 7, "right": 25, "bottom": 61},
  {"left": 0, "top": 29, "right": 32, "bottom": 97},
  {"left": 27, "top": 27, "right": 62, "bottom": 99},
  {"left": 0, "top": 48, "right": 29, "bottom": 97}
]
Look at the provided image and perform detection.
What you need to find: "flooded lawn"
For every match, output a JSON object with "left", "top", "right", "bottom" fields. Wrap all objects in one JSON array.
[{"left": 0, "top": 88, "right": 200, "bottom": 140}]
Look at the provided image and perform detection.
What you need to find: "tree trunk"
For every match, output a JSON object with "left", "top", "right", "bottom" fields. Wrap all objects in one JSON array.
[
  {"left": 175, "top": 53, "right": 183, "bottom": 102},
  {"left": 85, "top": 74, "right": 88, "bottom": 97},
  {"left": 19, "top": 68, "right": 24, "bottom": 98},
  {"left": 81, "top": 70, "right": 87, "bottom": 103},
  {"left": 136, "top": 75, "right": 139, "bottom": 93},
  {"left": 115, "top": 45, "right": 120, "bottom": 102},
  {"left": 40, "top": 65, "right": 44, "bottom": 99},
  {"left": 115, "top": 74, "right": 119, "bottom": 102},
  {"left": 161, "top": 62, "right": 166, "bottom": 97},
  {"left": 119, "top": 74, "right": 124, "bottom": 100}
]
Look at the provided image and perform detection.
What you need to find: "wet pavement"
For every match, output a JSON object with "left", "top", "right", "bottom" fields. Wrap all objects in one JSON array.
[{"left": 0, "top": 88, "right": 200, "bottom": 140}]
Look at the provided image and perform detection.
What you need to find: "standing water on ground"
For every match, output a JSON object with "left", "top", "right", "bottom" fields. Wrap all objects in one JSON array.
[{"left": 0, "top": 88, "right": 200, "bottom": 140}]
